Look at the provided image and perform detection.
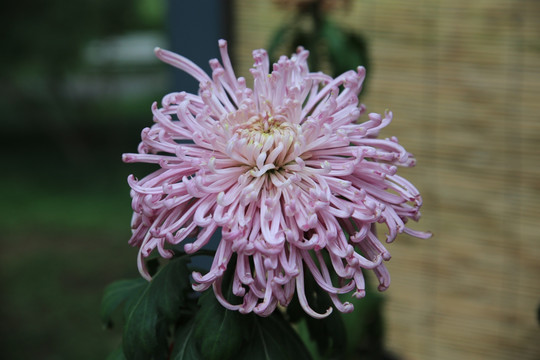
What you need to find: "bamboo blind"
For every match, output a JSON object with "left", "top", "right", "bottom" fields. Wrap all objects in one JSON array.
[{"left": 233, "top": 0, "right": 540, "bottom": 359}]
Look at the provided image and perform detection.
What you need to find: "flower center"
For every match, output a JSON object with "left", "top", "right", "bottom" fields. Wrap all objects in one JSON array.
[
  {"left": 223, "top": 110, "right": 300, "bottom": 175},
  {"left": 238, "top": 112, "right": 292, "bottom": 143}
]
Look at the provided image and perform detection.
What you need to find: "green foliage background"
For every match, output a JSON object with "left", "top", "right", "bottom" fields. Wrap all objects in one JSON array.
[{"left": 1, "top": 0, "right": 166, "bottom": 358}]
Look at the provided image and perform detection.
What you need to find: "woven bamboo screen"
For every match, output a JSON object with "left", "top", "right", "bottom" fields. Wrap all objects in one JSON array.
[{"left": 233, "top": 0, "right": 540, "bottom": 359}]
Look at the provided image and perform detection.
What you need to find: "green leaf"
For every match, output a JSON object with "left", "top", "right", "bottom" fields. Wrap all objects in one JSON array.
[
  {"left": 106, "top": 347, "right": 127, "bottom": 360},
  {"left": 193, "top": 290, "right": 247, "bottom": 360},
  {"left": 321, "top": 19, "right": 370, "bottom": 86},
  {"left": 286, "top": 263, "right": 347, "bottom": 359},
  {"left": 268, "top": 22, "right": 295, "bottom": 63},
  {"left": 340, "top": 275, "right": 387, "bottom": 358},
  {"left": 294, "top": 318, "right": 322, "bottom": 360},
  {"left": 343, "top": 31, "right": 370, "bottom": 94},
  {"left": 292, "top": 30, "right": 323, "bottom": 71},
  {"left": 170, "top": 319, "right": 201, "bottom": 360},
  {"left": 321, "top": 19, "right": 349, "bottom": 73},
  {"left": 240, "top": 313, "right": 313, "bottom": 360},
  {"left": 101, "top": 278, "right": 147, "bottom": 328},
  {"left": 123, "top": 256, "right": 191, "bottom": 360},
  {"left": 191, "top": 252, "right": 311, "bottom": 360}
]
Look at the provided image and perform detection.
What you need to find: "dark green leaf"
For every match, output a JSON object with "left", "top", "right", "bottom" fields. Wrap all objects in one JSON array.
[
  {"left": 193, "top": 290, "right": 247, "bottom": 360},
  {"left": 106, "top": 347, "right": 127, "bottom": 360},
  {"left": 286, "top": 261, "right": 346, "bottom": 359},
  {"left": 192, "top": 253, "right": 311, "bottom": 360},
  {"left": 294, "top": 318, "right": 322, "bottom": 360},
  {"left": 240, "top": 313, "right": 312, "bottom": 360},
  {"left": 340, "top": 275, "right": 387, "bottom": 358},
  {"left": 321, "top": 19, "right": 370, "bottom": 87},
  {"left": 170, "top": 319, "right": 201, "bottom": 360},
  {"left": 321, "top": 19, "right": 349, "bottom": 73},
  {"left": 343, "top": 31, "right": 370, "bottom": 94},
  {"left": 292, "top": 30, "right": 323, "bottom": 71},
  {"left": 123, "top": 256, "right": 191, "bottom": 360},
  {"left": 124, "top": 288, "right": 165, "bottom": 359},
  {"left": 145, "top": 257, "right": 161, "bottom": 278},
  {"left": 268, "top": 22, "right": 296, "bottom": 63},
  {"left": 101, "top": 278, "right": 147, "bottom": 327}
]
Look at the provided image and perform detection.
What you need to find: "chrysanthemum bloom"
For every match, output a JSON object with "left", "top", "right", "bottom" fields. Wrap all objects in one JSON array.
[{"left": 124, "top": 40, "right": 430, "bottom": 318}]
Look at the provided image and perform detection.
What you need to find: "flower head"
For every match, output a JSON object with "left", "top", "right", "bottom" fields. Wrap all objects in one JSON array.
[{"left": 124, "top": 40, "right": 430, "bottom": 318}]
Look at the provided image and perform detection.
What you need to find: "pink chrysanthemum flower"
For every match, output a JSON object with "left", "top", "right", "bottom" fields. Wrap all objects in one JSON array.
[{"left": 123, "top": 40, "right": 430, "bottom": 318}]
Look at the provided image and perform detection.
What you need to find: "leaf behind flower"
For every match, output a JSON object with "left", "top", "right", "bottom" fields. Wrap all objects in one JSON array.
[
  {"left": 101, "top": 278, "right": 147, "bottom": 328},
  {"left": 122, "top": 256, "right": 191, "bottom": 359}
]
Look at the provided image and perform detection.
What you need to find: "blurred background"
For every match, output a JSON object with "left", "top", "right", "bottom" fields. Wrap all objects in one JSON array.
[{"left": 2, "top": 0, "right": 539, "bottom": 359}]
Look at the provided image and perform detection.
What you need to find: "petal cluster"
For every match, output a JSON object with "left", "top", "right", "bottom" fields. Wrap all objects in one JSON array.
[{"left": 124, "top": 40, "right": 430, "bottom": 318}]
